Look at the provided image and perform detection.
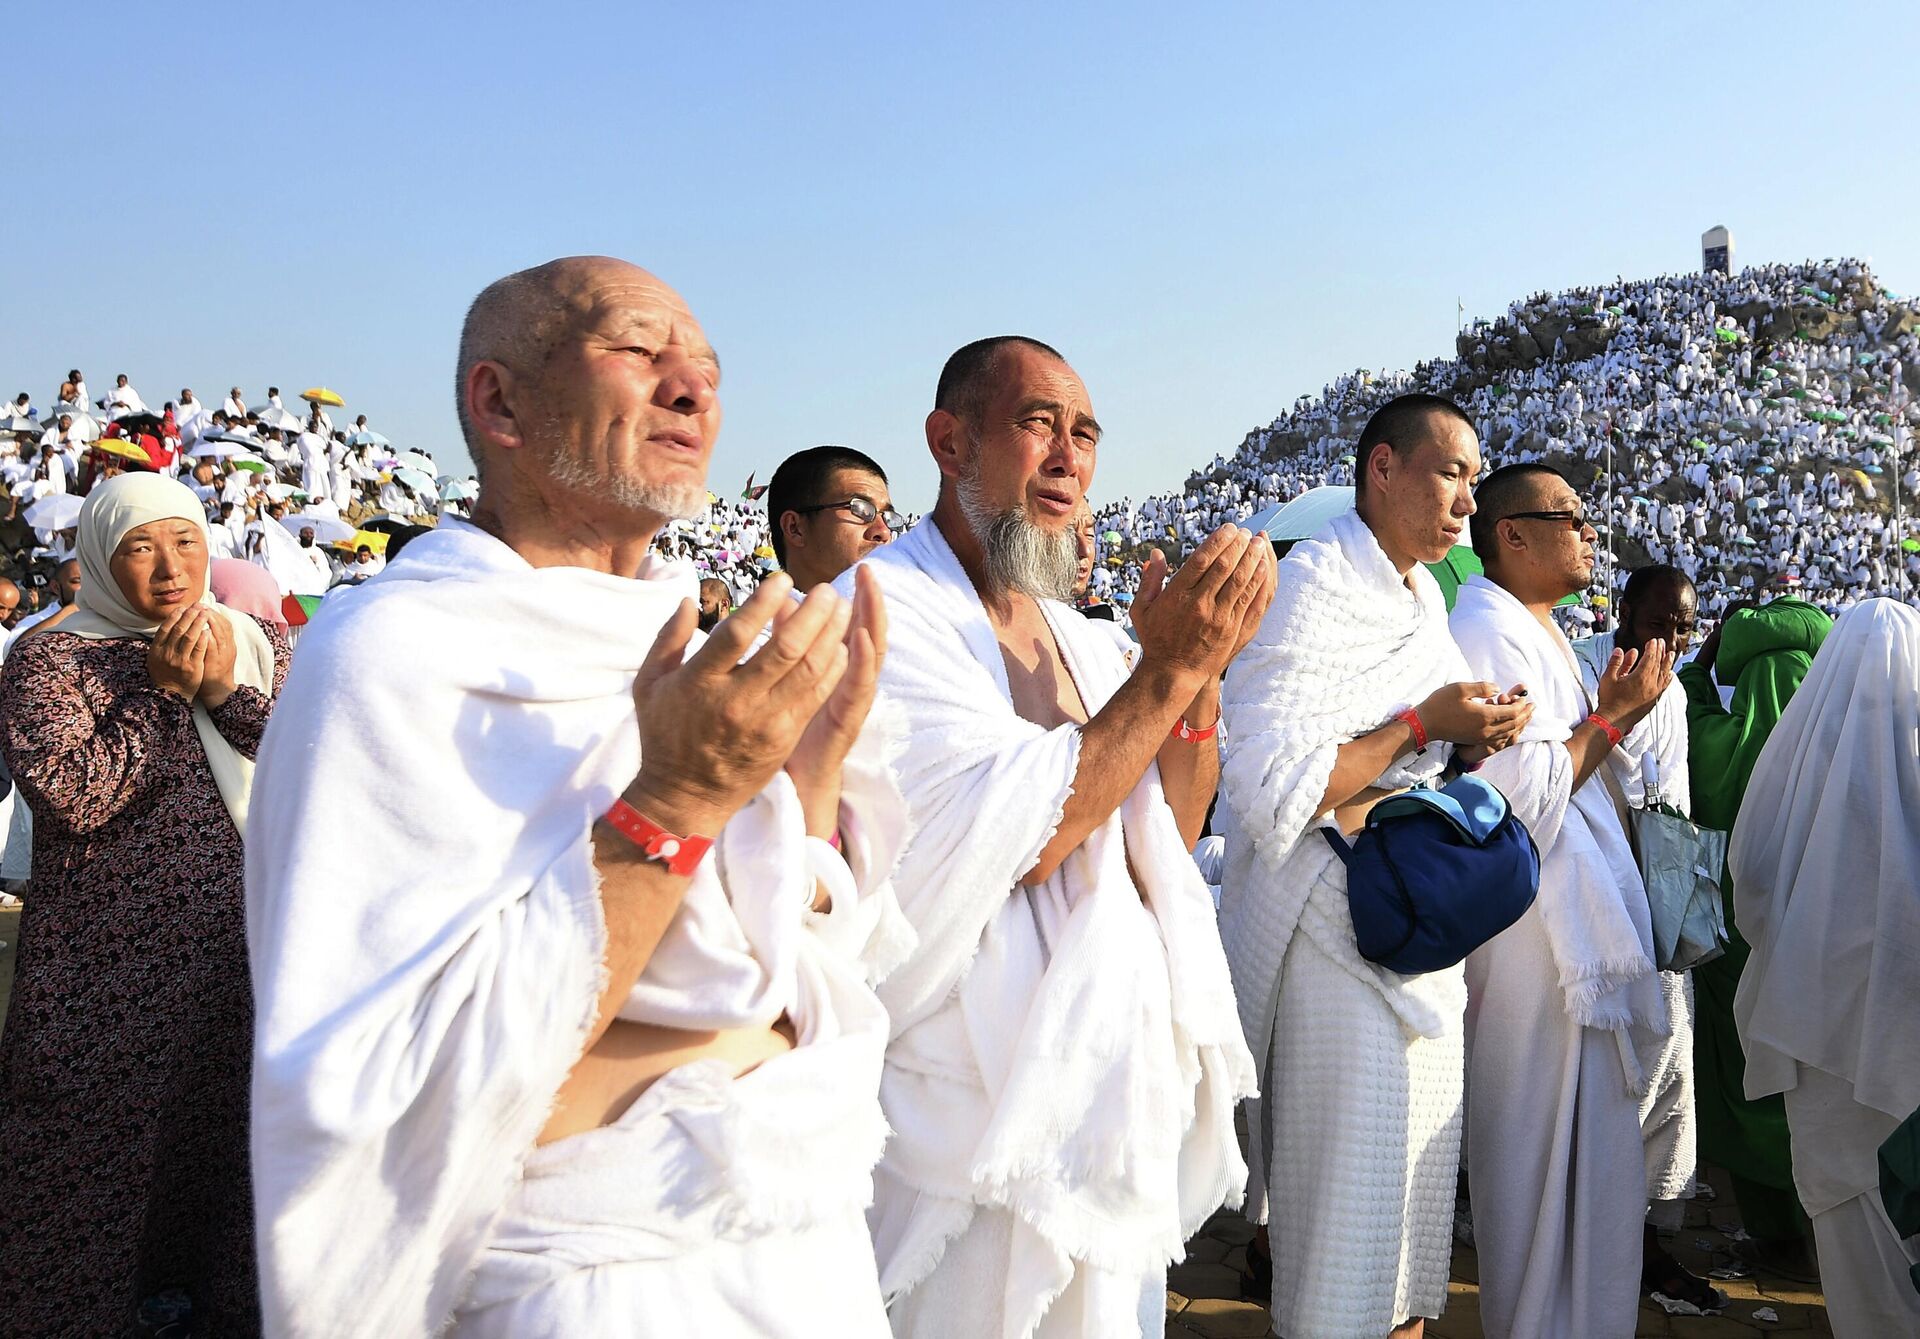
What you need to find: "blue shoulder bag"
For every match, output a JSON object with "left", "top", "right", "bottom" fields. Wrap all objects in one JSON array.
[{"left": 1318, "top": 773, "right": 1540, "bottom": 975}]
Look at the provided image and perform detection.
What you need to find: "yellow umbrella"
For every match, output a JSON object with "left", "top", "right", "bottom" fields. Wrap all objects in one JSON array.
[
  {"left": 337, "top": 528, "right": 390, "bottom": 555},
  {"left": 301, "top": 387, "right": 346, "bottom": 407},
  {"left": 94, "top": 437, "right": 154, "bottom": 466}
]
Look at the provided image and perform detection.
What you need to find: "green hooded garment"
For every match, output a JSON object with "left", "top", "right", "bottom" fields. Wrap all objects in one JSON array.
[
  {"left": 1879, "top": 1111, "right": 1920, "bottom": 1296},
  {"left": 1681, "top": 597, "right": 1832, "bottom": 1240}
]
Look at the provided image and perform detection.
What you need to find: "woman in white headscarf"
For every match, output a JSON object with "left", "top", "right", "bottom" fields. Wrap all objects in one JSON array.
[
  {"left": 0, "top": 472, "right": 288, "bottom": 1337},
  {"left": 1730, "top": 598, "right": 1920, "bottom": 1337}
]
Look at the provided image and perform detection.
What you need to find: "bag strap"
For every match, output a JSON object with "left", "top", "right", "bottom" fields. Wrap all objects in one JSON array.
[{"left": 1318, "top": 825, "right": 1352, "bottom": 866}]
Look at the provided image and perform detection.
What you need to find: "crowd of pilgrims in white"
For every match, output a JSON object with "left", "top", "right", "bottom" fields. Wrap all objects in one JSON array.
[
  {"left": 2, "top": 384, "right": 478, "bottom": 610},
  {"left": 5, "top": 258, "right": 1911, "bottom": 631},
  {"left": 1088, "top": 258, "right": 1919, "bottom": 622}
]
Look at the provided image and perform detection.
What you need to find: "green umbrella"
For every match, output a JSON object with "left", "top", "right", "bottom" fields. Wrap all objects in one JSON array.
[
  {"left": 1424, "top": 544, "right": 1577, "bottom": 610},
  {"left": 1902, "top": 539, "right": 1920, "bottom": 553},
  {"left": 1423, "top": 545, "right": 1482, "bottom": 610}
]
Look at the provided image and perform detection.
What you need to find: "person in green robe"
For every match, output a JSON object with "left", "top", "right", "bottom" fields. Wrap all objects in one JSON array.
[
  {"left": 1682, "top": 596, "right": 1832, "bottom": 1279},
  {"left": 1879, "top": 1112, "right": 1920, "bottom": 1298}
]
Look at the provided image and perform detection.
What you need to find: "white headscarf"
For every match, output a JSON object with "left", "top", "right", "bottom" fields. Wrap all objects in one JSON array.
[
  {"left": 1731, "top": 598, "right": 1920, "bottom": 1120},
  {"left": 63, "top": 472, "right": 276, "bottom": 833}
]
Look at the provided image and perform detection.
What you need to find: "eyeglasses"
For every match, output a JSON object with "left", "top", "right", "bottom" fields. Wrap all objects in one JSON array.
[
  {"left": 1504, "top": 510, "right": 1592, "bottom": 531},
  {"left": 793, "top": 495, "right": 905, "bottom": 533}
]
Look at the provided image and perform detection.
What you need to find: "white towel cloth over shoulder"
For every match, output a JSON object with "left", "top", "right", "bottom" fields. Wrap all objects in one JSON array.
[
  {"left": 840, "top": 517, "right": 1254, "bottom": 1336},
  {"left": 1217, "top": 507, "right": 1468, "bottom": 1050},
  {"left": 1450, "top": 574, "right": 1663, "bottom": 1087},
  {"left": 246, "top": 519, "right": 907, "bottom": 1338}
]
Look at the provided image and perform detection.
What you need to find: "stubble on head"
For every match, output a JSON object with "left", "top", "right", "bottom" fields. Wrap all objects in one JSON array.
[{"left": 468, "top": 257, "right": 713, "bottom": 523}]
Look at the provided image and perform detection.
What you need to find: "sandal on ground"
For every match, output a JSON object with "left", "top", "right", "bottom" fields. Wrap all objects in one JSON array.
[
  {"left": 1645, "top": 1248, "right": 1728, "bottom": 1314},
  {"left": 1732, "top": 1235, "right": 1821, "bottom": 1286}
]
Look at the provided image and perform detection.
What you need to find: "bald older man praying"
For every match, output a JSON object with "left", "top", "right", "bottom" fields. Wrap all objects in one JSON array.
[{"left": 246, "top": 257, "right": 909, "bottom": 1337}]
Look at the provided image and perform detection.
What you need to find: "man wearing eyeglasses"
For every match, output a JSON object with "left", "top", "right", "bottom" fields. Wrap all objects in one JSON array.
[
  {"left": 768, "top": 445, "right": 902, "bottom": 592},
  {"left": 1450, "top": 464, "right": 1677, "bottom": 1339}
]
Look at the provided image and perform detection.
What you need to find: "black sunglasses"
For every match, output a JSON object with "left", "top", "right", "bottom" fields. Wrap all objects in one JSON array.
[
  {"left": 793, "top": 495, "right": 905, "bottom": 533},
  {"left": 1504, "top": 510, "right": 1591, "bottom": 531}
]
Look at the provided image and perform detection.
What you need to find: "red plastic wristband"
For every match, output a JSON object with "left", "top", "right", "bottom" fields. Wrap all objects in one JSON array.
[
  {"left": 1585, "top": 712, "right": 1625, "bottom": 748},
  {"left": 602, "top": 797, "right": 713, "bottom": 877},
  {"left": 1396, "top": 707, "right": 1429, "bottom": 754},
  {"left": 1172, "top": 716, "right": 1218, "bottom": 743}
]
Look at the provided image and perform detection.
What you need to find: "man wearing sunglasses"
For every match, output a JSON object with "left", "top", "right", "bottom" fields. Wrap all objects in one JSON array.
[
  {"left": 768, "top": 445, "right": 902, "bottom": 593},
  {"left": 1451, "top": 463, "right": 1677, "bottom": 1339}
]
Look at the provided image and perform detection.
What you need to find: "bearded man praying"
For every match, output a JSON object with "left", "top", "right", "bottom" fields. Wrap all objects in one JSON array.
[{"left": 841, "top": 336, "right": 1269, "bottom": 1338}]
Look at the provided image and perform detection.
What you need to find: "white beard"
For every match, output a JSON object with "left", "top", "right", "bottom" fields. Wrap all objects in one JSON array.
[
  {"left": 547, "top": 452, "right": 707, "bottom": 522},
  {"left": 956, "top": 454, "right": 1078, "bottom": 602}
]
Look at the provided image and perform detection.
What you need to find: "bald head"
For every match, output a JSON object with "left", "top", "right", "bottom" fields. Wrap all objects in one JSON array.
[
  {"left": 454, "top": 256, "right": 722, "bottom": 534},
  {"left": 454, "top": 256, "right": 680, "bottom": 468},
  {"left": 0, "top": 577, "right": 19, "bottom": 627}
]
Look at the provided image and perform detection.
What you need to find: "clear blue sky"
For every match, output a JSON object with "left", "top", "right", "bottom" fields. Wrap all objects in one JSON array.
[{"left": 7, "top": 1, "right": 1916, "bottom": 512}]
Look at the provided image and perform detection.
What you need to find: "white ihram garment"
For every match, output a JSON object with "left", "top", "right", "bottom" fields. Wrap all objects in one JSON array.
[
  {"left": 844, "top": 517, "right": 1253, "bottom": 1339},
  {"left": 1451, "top": 576, "right": 1663, "bottom": 1339},
  {"left": 247, "top": 520, "right": 910, "bottom": 1338},
  {"left": 1731, "top": 600, "right": 1920, "bottom": 1338},
  {"left": 1217, "top": 507, "right": 1469, "bottom": 1339},
  {"left": 1575, "top": 633, "right": 1698, "bottom": 1223}
]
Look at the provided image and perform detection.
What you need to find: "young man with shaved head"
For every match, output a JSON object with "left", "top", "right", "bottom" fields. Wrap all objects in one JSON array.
[
  {"left": 768, "top": 444, "right": 899, "bottom": 593},
  {"left": 1449, "top": 464, "right": 1676, "bottom": 1338},
  {"left": 247, "top": 256, "right": 907, "bottom": 1337},
  {"left": 842, "top": 335, "right": 1268, "bottom": 1337},
  {"left": 1219, "top": 394, "right": 1533, "bottom": 1339},
  {"left": 1573, "top": 564, "right": 1723, "bottom": 1313}
]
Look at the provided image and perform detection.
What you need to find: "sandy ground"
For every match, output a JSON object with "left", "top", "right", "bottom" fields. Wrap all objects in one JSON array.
[{"left": 1170, "top": 1172, "right": 1833, "bottom": 1337}]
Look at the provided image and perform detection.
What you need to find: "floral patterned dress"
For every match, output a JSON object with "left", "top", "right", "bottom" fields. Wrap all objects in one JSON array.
[{"left": 0, "top": 618, "right": 288, "bottom": 1338}]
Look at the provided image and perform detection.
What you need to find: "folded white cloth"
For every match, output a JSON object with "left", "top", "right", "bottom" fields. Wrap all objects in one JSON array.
[
  {"left": 843, "top": 516, "right": 1254, "bottom": 1330},
  {"left": 247, "top": 519, "right": 903, "bottom": 1338},
  {"left": 456, "top": 968, "right": 893, "bottom": 1338}
]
